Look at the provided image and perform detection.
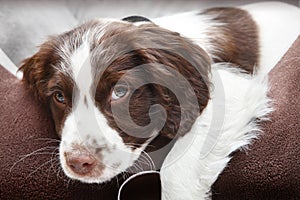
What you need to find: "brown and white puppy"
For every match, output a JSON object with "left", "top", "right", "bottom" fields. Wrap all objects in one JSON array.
[{"left": 20, "top": 2, "right": 300, "bottom": 199}]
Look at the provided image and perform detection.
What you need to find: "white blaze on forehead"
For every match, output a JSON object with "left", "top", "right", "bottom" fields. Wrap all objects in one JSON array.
[
  {"left": 70, "top": 40, "right": 99, "bottom": 137},
  {"left": 70, "top": 41, "right": 92, "bottom": 88},
  {"left": 68, "top": 39, "right": 131, "bottom": 148}
]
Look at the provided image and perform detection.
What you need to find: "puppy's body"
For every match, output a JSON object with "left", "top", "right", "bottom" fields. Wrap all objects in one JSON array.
[
  {"left": 154, "top": 3, "right": 300, "bottom": 199},
  {"left": 20, "top": 2, "right": 300, "bottom": 199},
  {"left": 155, "top": 3, "right": 300, "bottom": 198},
  {"left": 154, "top": 2, "right": 300, "bottom": 74}
]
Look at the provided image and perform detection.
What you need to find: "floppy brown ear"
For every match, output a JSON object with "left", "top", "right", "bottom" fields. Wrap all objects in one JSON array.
[
  {"left": 19, "top": 40, "right": 58, "bottom": 102},
  {"left": 19, "top": 54, "right": 47, "bottom": 102},
  {"left": 119, "top": 25, "right": 212, "bottom": 139},
  {"left": 144, "top": 48, "right": 211, "bottom": 139}
]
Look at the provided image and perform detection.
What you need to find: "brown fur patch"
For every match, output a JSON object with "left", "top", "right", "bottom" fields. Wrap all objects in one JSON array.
[
  {"left": 94, "top": 23, "right": 211, "bottom": 146},
  {"left": 201, "top": 7, "right": 259, "bottom": 73}
]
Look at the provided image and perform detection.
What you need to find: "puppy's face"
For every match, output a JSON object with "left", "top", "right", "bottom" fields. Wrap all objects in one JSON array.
[{"left": 20, "top": 19, "right": 210, "bottom": 183}]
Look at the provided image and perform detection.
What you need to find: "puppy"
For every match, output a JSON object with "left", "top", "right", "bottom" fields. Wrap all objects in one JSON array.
[{"left": 20, "top": 2, "right": 300, "bottom": 199}]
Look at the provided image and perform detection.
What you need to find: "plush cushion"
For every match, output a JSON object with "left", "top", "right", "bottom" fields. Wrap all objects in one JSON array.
[
  {"left": 0, "top": 36, "right": 299, "bottom": 199},
  {"left": 212, "top": 36, "right": 300, "bottom": 199}
]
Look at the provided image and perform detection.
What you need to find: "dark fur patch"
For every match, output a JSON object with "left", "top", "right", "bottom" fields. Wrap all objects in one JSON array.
[
  {"left": 200, "top": 7, "right": 259, "bottom": 73},
  {"left": 93, "top": 23, "right": 211, "bottom": 147}
]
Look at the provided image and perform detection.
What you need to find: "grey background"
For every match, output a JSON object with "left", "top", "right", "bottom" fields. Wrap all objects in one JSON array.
[{"left": 0, "top": 0, "right": 299, "bottom": 65}]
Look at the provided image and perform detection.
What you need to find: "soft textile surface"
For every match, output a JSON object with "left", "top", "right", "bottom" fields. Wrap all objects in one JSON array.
[
  {"left": 212, "top": 36, "right": 300, "bottom": 199},
  {"left": 0, "top": 36, "right": 299, "bottom": 199}
]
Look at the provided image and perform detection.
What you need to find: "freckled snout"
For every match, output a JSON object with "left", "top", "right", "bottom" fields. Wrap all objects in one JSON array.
[{"left": 65, "top": 149, "right": 96, "bottom": 175}]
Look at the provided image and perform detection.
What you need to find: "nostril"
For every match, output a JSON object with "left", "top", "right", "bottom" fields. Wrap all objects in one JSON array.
[
  {"left": 82, "top": 162, "right": 91, "bottom": 168},
  {"left": 66, "top": 150, "right": 96, "bottom": 175}
]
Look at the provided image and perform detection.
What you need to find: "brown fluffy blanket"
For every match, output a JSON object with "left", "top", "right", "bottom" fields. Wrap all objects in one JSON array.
[{"left": 212, "top": 36, "right": 300, "bottom": 199}]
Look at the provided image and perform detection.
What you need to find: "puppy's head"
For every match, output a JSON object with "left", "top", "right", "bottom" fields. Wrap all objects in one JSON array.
[{"left": 20, "top": 19, "right": 211, "bottom": 183}]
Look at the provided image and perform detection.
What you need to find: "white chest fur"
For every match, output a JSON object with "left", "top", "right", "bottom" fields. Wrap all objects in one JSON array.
[{"left": 160, "top": 64, "right": 272, "bottom": 199}]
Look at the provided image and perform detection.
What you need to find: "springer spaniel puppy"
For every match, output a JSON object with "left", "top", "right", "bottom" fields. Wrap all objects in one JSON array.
[{"left": 20, "top": 2, "right": 300, "bottom": 199}]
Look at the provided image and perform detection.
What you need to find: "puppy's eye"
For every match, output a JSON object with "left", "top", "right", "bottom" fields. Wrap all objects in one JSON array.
[
  {"left": 112, "top": 85, "right": 128, "bottom": 100},
  {"left": 53, "top": 91, "right": 66, "bottom": 104}
]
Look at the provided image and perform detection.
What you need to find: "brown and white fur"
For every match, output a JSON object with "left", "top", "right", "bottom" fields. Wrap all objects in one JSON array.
[{"left": 20, "top": 2, "right": 300, "bottom": 199}]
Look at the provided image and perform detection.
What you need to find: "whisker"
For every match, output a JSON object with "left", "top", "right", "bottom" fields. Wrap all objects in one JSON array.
[
  {"left": 46, "top": 148, "right": 60, "bottom": 184},
  {"left": 10, "top": 146, "right": 58, "bottom": 173},
  {"left": 66, "top": 178, "right": 72, "bottom": 189},
  {"left": 115, "top": 174, "right": 120, "bottom": 187},
  {"left": 123, "top": 142, "right": 156, "bottom": 172},
  {"left": 56, "top": 163, "right": 65, "bottom": 180},
  {"left": 140, "top": 150, "right": 156, "bottom": 170},
  {"left": 35, "top": 137, "right": 60, "bottom": 142},
  {"left": 135, "top": 149, "right": 155, "bottom": 170},
  {"left": 26, "top": 159, "right": 54, "bottom": 178},
  {"left": 124, "top": 142, "right": 155, "bottom": 149}
]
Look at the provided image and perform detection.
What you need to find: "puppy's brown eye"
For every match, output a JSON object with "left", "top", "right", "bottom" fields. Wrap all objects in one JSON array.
[
  {"left": 53, "top": 91, "right": 65, "bottom": 104},
  {"left": 112, "top": 85, "right": 128, "bottom": 100}
]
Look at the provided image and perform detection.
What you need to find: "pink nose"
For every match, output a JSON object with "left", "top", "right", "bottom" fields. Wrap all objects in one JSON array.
[{"left": 65, "top": 149, "right": 96, "bottom": 175}]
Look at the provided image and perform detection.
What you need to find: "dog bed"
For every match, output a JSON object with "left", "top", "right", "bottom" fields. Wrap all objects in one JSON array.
[{"left": 0, "top": 36, "right": 299, "bottom": 200}]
